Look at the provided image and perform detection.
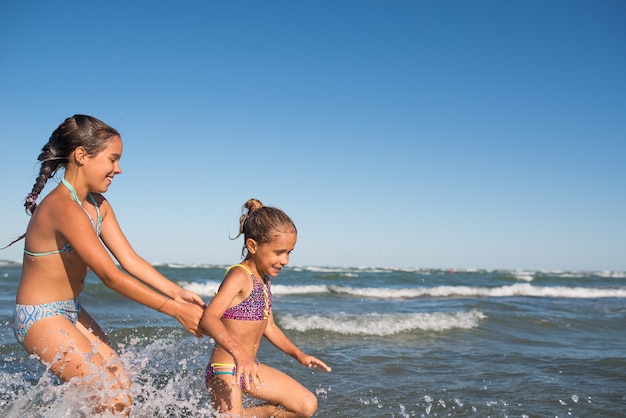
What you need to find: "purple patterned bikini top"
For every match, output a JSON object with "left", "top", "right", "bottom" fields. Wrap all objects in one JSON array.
[{"left": 221, "top": 264, "right": 272, "bottom": 321}]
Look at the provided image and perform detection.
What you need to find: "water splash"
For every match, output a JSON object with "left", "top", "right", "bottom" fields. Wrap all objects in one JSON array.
[{"left": 0, "top": 336, "right": 217, "bottom": 417}]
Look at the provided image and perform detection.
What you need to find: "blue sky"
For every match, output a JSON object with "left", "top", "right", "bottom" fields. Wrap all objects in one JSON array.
[{"left": 1, "top": 1, "right": 624, "bottom": 271}]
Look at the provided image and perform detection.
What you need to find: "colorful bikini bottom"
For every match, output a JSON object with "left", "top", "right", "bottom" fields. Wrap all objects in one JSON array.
[
  {"left": 205, "top": 359, "right": 259, "bottom": 390},
  {"left": 14, "top": 299, "right": 81, "bottom": 346}
]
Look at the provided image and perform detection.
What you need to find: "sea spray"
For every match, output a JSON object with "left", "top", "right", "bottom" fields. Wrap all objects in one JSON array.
[{"left": 1, "top": 336, "right": 217, "bottom": 418}]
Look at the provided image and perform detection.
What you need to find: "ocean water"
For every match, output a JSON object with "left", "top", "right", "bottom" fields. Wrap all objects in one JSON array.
[{"left": 0, "top": 260, "right": 625, "bottom": 417}]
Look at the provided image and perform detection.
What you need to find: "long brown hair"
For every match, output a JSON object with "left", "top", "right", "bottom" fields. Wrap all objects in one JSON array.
[{"left": 3, "top": 115, "right": 119, "bottom": 249}]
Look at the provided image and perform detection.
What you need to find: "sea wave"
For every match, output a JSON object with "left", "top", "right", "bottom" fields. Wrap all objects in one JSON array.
[
  {"left": 1, "top": 259, "right": 624, "bottom": 277},
  {"left": 328, "top": 283, "right": 626, "bottom": 299},
  {"left": 180, "top": 281, "right": 221, "bottom": 296},
  {"left": 181, "top": 281, "right": 626, "bottom": 299},
  {"left": 278, "top": 310, "right": 486, "bottom": 335},
  {"left": 181, "top": 281, "right": 329, "bottom": 296}
]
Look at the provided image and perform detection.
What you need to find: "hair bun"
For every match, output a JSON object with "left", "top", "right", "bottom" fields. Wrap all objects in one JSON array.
[{"left": 244, "top": 198, "right": 263, "bottom": 214}]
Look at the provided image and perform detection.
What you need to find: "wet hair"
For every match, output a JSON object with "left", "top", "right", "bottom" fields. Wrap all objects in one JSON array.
[
  {"left": 3, "top": 115, "right": 119, "bottom": 248},
  {"left": 235, "top": 198, "right": 297, "bottom": 257}
]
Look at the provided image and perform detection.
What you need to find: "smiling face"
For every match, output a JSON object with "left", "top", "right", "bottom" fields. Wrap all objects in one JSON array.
[
  {"left": 84, "top": 134, "right": 123, "bottom": 194},
  {"left": 247, "top": 230, "right": 297, "bottom": 278}
]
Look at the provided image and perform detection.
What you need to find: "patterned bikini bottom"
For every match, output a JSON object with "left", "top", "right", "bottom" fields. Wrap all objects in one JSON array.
[{"left": 14, "top": 299, "right": 81, "bottom": 346}]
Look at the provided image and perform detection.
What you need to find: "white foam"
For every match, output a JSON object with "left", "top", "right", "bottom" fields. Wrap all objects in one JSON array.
[
  {"left": 270, "top": 284, "right": 329, "bottom": 295},
  {"left": 180, "top": 281, "right": 221, "bottom": 296},
  {"left": 180, "top": 281, "right": 330, "bottom": 297},
  {"left": 181, "top": 280, "right": 626, "bottom": 300},
  {"left": 279, "top": 310, "right": 486, "bottom": 336},
  {"left": 512, "top": 270, "right": 534, "bottom": 281},
  {"left": 328, "top": 283, "right": 626, "bottom": 299}
]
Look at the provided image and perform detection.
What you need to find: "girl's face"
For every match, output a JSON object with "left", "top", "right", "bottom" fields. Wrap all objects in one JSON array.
[
  {"left": 249, "top": 230, "right": 297, "bottom": 278},
  {"left": 85, "top": 135, "right": 123, "bottom": 193}
]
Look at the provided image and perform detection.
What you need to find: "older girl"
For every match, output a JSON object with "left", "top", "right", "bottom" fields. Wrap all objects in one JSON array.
[{"left": 6, "top": 115, "right": 205, "bottom": 415}]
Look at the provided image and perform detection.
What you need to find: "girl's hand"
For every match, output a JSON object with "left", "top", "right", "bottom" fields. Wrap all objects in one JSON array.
[
  {"left": 174, "top": 289, "right": 206, "bottom": 308},
  {"left": 300, "top": 354, "right": 332, "bottom": 373},
  {"left": 234, "top": 354, "right": 264, "bottom": 391},
  {"left": 164, "top": 300, "right": 205, "bottom": 337}
]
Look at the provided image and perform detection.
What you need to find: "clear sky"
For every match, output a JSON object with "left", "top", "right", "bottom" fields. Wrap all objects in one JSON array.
[{"left": 1, "top": 1, "right": 624, "bottom": 271}]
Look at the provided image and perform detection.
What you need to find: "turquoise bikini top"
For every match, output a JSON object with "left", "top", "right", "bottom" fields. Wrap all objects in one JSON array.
[{"left": 23, "top": 178, "right": 102, "bottom": 257}]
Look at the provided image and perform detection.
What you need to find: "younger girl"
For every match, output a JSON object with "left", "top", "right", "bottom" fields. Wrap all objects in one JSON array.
[
  {"left": 5, "top": 115, "right": 206, "bottom": 415},
  {"left": 200, "top": 198, "right": 331, "bottom": 417}
]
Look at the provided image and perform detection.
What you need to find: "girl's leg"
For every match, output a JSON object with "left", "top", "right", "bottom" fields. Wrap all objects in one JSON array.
[
  {"left": 22, "top": 310, "right": 131, "bottom": 415},
  {"left": 76, "top": 307, "right": 132, "bottom": 411},
  {"left": 207, "top": 373, "right": 245, "bottom": 416},
  {"left": 76, "top": 307, "right": 128, "bottom": 381},
  {"left": 245, "top": 363, "right": 318, "bottom": 418}
]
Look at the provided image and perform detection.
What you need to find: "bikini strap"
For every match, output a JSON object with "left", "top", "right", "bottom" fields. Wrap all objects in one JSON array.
[
  {"left": 61, "top": 178, "right": 102, "bottom": 235},
  {"left": 62, "top": 178, "right": 98, "bottom": 205},
  {"left": 61, "top": 178, "right": 82, "bottom": 205},
  {"left": 225, "top": 263, "right": 253, "bottom": 277}
]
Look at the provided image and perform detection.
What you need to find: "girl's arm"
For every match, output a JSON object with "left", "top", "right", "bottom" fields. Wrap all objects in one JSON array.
[
  {"left": 59, "top": 198, "right": 204, "bottom": 337},
  {"left": 263, "top": 314, "right": 331, "bottom": 372},
  {"left": 98, "top": 198, "right": 205, "bottom": 307}
]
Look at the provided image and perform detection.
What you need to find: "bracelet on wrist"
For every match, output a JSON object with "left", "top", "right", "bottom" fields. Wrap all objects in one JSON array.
[{"left": 157, "top": 298, "right": 170, "bottom": 312}]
